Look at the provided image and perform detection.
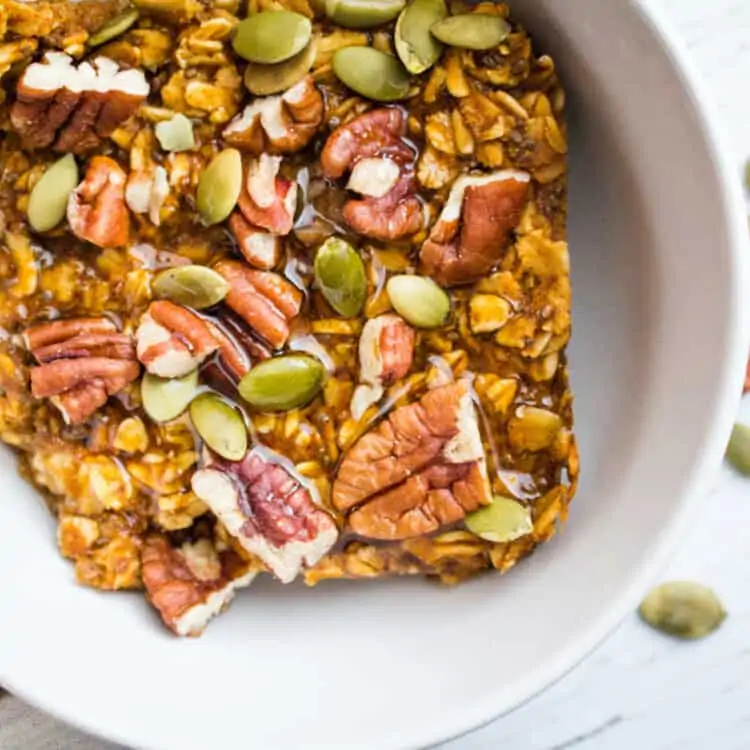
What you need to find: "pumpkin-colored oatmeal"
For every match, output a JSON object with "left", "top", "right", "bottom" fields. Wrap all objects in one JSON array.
[{"left": 0, "top": 0, "right": 577, "bottom": 636}]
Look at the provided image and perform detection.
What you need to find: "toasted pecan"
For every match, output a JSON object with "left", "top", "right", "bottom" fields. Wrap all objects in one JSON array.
[
  {"left": 142, "top": 535, "right": 257, "bottom": 637},
  {"left": 192, "top": 448, "right": 338, "bottom": 584},
  {"left": 25, "top": 316, "right": 139, "bottom": 424},
  {"left": 67, "top": 156, "right": 130, "bottom": 248},
  {"left": 420, "top": 170, "right": 530, "bottom": 286},
  {"left": 333, "top": 382, "right": 491, "bottom": 540},
  {"left": 223, "top": 77, "right": 323, "bottom": 155},
  {"left": 136, "top": 301, "right": 218, "bottom": 378},
  {"left": 321, "top": 108, "right": 422, "bottom": 241},
  {"left": 214, "top": 260, "right": 302, "bottom": 349}
]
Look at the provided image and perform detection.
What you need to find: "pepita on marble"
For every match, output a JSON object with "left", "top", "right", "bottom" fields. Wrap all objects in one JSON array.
[
  {"left": 726, "top": 423, "right": 750, "bottom": 476},
  {"left": 639, "top": 581, "right": 727, "bottom": 640}
]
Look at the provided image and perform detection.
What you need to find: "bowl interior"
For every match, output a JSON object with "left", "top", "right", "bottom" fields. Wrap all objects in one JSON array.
[{"left": 0, "top": 2, "right": 745, "bottom": 749}]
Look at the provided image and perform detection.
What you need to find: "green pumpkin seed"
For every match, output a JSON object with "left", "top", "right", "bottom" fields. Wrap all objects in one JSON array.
[
  {"left": 639, "top": 581, "right": 727, "bottom": 640},
  {"left": 430, "top": 14, "right": 510, "bottom": 50},
  {"left": 395, "top": 0, "right": 447, "bottom": 74},
  {"left": 465, "top": 496, "right": 533, "bottom": 543},
  {"left": 239, "top": 354, "right": 324, "bottom": 411},
  {"left": 332, "top": 47, "right": 411, "bottom": 102},
  {"left": 314, "top": 237, "right": 367, "bottom": 318},
  {"left": 233, "top": 11, "right": 312, "bottom": 64},
  {"left": 244, "top": 41, "right": 316, "bottom": 96},
  {"left": 189, "top": 393, "right": 248, "bottom": 461},
  {"left": 726, "top": 423, "right": 750, "bottom": 475},
  {"left": 27, "top": 154, "right": 79, "bottom": 233},
  {"left": 325, "top": 0, "right": 406, "bottom": 29},
  {"left": 155, "top": 114, "right": 195, "bottom": 152},
  {"left": 141, "top": 370, "right": 199, "bottom": 424},
  {"left": 196, "top": 148, "right": 242, "bottom": 226},
  {"left": 88, "top": 9, "right": 139, "bottom": 47},
  {"left": 152, "top": 265, "right": 230, "bottom": 309},
  {"left": 386, "top": 274, "right": 450, "bottom": 328}
]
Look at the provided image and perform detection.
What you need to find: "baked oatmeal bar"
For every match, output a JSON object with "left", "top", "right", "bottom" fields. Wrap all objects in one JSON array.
[{"left": 0, "top": 0, "right": 578, "bottom": 635}]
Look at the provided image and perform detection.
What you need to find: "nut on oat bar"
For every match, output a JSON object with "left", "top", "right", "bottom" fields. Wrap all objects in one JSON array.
[
  {"left": 321, "top": 107, "right": 422, "bottom": 241},
  {"left": 142, "top": 535, "right": 259, "bottom": 636},
  {"left": 12, "top": 52, "right": 148, "bottom": 153},
  {"left": 223, "top": 76, "right": 323, "bottom": 155},
  {"left": 333, "top": 381, "right": 491, "bottom": 539},
  {"left": 192, "top": 448, "right": 338, "bottom": 583},
  {"left": 25, "top": 317, "right": 139, "bottom": 424},
  {"left": 0, "top": 0, "right": 577, "bottom": 635}
]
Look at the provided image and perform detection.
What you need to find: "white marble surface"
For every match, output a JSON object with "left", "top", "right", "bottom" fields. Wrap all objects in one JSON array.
[{"left": 2, "top": 1, "right": 750, "bottom": 748}]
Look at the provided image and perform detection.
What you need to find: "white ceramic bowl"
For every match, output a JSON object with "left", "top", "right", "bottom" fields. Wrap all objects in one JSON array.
[{"left": 1, "top": 2, "right": 747, "bottom": 748}]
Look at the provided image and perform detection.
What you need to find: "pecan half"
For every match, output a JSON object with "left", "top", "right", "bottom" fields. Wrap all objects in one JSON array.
[
  {"left": 351, "top": 314, "right": 415, "bottom": 420},
  {"left": 223, "top": 76, "right": 324, "bottom": 155},
  {"left": 136, "top": 300, "right": 219, "bottom": 378},
  {"left": 206, "top": 322, "right": 252, "bottom": 382},
  {"left": 227, "top": 155, "right": 296, "bottom": 270},
  {"left": 237, "top": 154, "right": 297, "bottom": 236},
  {"left": 23, "top": 316, "right": 117, "bottom": 351},
  {"left": 33, "top": 333, "right": 135, "bottom": 363},
  {"left": 11, "top": 52, "right": 149, "bottom": 153},
  {"left": 192, "top": 448, "right": 339, "bottom": 584},
  {"left": 54, "top": 382, "right": 111, "bottom": 425},
  {"left": 30, "top": 358, "right": 140, "bottom": 398},
  {"left": 214, "top": 260, "right": 302, "bottom": 350},
  {"left": 229, "top": 212, "right": 282, "bottom": 271},
  {"left": 321, "top": 108, "right": 422, "bottom": 241},
  {"left": 351, "top": 462, "right": 488, "bottom": 541},
  {"left": 420, "top": 170, "right": 530, "bottom": 287},
  {"left": 141, "top": 535, "right": 258, "bottom": 637},
  {"left": 343, "top": 172, "right": 422, "bottom": 243},
  {"left": 25, "top": 316, "right": 139, "bottom": 424},
  {"left": 333, "top": 381, "right": 491, "bottom": 540},
  {"left": 67, "top": 156, "right": 130, "bottom": 248}
]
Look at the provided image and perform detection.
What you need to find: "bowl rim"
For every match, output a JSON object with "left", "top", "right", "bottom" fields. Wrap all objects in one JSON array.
[
  {"left": 423, "top": 0, "right": 750, "bottom": 745},
  {"left": 2, "top": 2, "right": 749, "bottom": 749}
]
